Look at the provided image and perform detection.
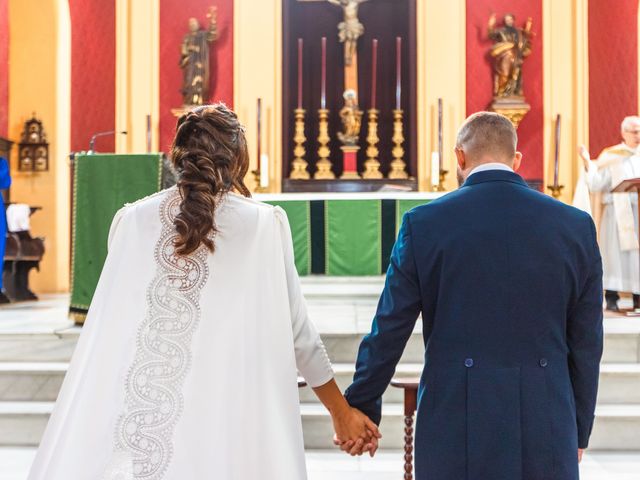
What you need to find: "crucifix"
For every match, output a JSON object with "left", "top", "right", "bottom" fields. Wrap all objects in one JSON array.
[{"left": 327, "top": 0, "right": 368, "bottom": 94}]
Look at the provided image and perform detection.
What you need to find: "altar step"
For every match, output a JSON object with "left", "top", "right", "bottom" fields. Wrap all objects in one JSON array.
[
  {"left": 1, "top": 401, "right": 639, "bottom": 450},
  {"left": 2, "top": 327, "right": 639, "bottom": 364}
]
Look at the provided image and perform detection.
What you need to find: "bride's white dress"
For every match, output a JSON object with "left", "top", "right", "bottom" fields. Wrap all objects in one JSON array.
[{"left": 28, "top": 187, "right": 334, "bottom": 480}]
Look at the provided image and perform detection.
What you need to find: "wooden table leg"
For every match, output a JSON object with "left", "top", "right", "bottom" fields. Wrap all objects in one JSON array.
[{"left": 403, "top": 388, "right": 417, "bottom": 480}]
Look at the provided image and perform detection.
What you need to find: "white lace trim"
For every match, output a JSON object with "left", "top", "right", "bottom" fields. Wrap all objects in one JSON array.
[{"left": 104, "top": 190, "right": 210, "bottom": 479}]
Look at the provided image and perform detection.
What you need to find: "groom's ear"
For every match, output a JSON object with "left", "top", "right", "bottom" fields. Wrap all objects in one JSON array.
[
  {"left": 512, "top": 151, "right": 523, "bottom": 172},
  {"left": 455, "top": 147, "right": 466, "bottom": 171}
]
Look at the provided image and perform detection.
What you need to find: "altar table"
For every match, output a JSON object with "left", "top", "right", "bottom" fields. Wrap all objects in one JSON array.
[{"left": 257, "top": 192, "right": 445, "bottom": 276}]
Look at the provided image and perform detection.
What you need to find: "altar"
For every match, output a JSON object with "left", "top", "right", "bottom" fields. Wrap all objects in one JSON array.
[{"left": 258, "top": 191, "right": 444, "bottom": 276}]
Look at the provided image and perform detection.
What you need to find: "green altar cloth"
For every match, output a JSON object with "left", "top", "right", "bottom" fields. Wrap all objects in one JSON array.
[
  {"left": 70, "top": 154, "right": 165, "bottom": 316},
  {"left": 259, "top": 192, "right": 443, "bottom": 276}
]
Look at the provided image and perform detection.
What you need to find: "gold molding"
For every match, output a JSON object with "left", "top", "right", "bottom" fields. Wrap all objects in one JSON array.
[
  {"left": 116, "top": 0, "right": 160, "bottom": 154},
  {"left": 234, "top": 0, "right": 282, "bottom": 193},
  {"left": 419, "top": 0, "right": 466, "bottom": 192},
  {"left": 542, "top": 0, "right": 589, "bottom": 203}
]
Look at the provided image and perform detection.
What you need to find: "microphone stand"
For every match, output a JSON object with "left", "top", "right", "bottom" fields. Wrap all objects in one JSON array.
[{"left": 87, "top": 130, "right": 128, "bottom": 154}]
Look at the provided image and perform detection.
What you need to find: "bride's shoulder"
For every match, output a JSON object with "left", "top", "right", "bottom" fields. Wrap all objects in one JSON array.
[{"left": 225, "top": 191, "right": 277, "bottom": 212}]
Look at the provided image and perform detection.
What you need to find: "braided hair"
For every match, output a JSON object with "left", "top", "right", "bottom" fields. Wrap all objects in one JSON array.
[{"left": 170, "top": 103, "right": 251, "bottom": 255}]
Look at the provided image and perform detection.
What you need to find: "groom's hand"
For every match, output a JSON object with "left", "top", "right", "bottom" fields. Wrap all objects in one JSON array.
[{"left": 331, "top": 407, "right": 381, "bottom": 457}]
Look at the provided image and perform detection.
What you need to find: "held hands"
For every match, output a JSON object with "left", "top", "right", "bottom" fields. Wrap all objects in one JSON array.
[{"left": 331, "top": 406, "right": 382, "bottom": 457}]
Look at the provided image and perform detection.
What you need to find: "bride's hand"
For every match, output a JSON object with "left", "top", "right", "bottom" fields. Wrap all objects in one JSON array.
[{"left": 331, "top": 406, "right": 381, "bottom": 456}]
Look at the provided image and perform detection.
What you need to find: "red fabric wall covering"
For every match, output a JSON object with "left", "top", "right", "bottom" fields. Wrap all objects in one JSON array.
[
  {"left": 588, "top": 0, "right": 638, "bottom": 157},
  {"left": 465, "top": 0, "right": 544, "bottom": 181},
  {"left": 0, "top": 0, "right": 9, "bottom": 138},
  {"left": 69, "top": 0, "right": 116, "bottom": 153},
  {"left": 159, "top": 0, "right": 234, "bottom": 154}
]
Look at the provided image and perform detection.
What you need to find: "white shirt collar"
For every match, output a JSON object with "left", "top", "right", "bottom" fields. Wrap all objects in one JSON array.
[{"left": 468, "top": 162, "right": 514, "bottom": 178}]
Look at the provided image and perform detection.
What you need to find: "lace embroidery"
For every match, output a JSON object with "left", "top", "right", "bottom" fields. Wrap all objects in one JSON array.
[{"left": 105, "top": 190, "right": 210, "bottom": 479}]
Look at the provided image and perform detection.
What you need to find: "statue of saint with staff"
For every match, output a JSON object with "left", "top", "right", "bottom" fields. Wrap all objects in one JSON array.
[{"left": 179, "top": 6, "right": 218, "bottom": 106}]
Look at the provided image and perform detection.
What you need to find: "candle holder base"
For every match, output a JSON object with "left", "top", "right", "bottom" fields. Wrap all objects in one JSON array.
[
  {"left": 315, "top": 108, "right": 335, "bottom": 180},
  {"left": 363, "top": 108, "right": 383, "bottom": 179},
  {"left": 431, "top": 169, "right": 449, "bottom": 191},
  {"left": 290, "top": 108, "right": 310, "bottom": 180},
  {"left": 251, "top": 169, "right": 267, "bottom": 193},
  {"left": 389, "top": 109, "right": 408, "bottom": 180},
  {"left": 547, "top": 184, "right": 564, "bottom": 199}
]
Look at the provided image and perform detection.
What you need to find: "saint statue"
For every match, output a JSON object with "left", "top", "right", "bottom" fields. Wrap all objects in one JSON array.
[
  {"left": 179, "top": 7, "right": 218, "bottom": 106},
  {"left": 488, "top": 13, "right": 533, "bottom": 98},
  {"left": 337, "top": 89, "right": 363, "bottom": 145},
  {"left": 328, "top": 0, "right": 369, "bottom": 66}
]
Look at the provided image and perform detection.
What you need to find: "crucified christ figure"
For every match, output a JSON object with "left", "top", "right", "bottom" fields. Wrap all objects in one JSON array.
[{"left": 327, "top": 0, "right": 369, "bottom": 66}]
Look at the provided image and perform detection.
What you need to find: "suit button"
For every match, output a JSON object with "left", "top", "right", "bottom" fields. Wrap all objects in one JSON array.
[
  {"left": 464, "top": 358, "right": 474, "bottom": 368},
  {"left": 539, "top": 358, "right": 548, "bottom": 367}
]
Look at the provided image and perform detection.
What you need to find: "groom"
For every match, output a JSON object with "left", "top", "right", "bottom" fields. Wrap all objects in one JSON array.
[{"left": 340, "top": 112, "right": 603, "bottom": 479}]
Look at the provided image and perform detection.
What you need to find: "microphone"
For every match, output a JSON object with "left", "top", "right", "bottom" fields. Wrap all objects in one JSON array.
[{"left": 88, "top": 130, "right": 128, "bottom": 154}]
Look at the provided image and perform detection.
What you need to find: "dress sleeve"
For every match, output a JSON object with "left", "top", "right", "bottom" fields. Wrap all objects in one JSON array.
[
  {"left": 274, "top": 206, "right": 334, "bottom": 388},
  {"left": 107, "top": 206, "right": 128, "bottom": 252}
]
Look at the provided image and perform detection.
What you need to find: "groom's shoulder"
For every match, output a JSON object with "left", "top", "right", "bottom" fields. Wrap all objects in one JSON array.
[{"left": 405, "top": 188, "right": 469, "bottom": 222}]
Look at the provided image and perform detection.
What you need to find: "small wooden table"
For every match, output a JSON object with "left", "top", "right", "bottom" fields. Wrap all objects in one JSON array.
[{"left": 391, "top": 377, "right": 420, "bottom": 480}]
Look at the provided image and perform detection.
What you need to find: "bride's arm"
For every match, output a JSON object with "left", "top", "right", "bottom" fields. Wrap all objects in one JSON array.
[{"left": 273, "top": 207, "right": 380, "bottom": 452}]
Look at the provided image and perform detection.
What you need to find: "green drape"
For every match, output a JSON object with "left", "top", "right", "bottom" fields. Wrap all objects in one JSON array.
[{"left": 70, "top": 154, "right": 163, "bottom": 312}]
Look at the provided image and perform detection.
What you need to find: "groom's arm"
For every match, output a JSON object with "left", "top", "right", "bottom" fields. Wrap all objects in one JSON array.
[{"left": 344, "top": 213, "right": 422, "bottom": 424}]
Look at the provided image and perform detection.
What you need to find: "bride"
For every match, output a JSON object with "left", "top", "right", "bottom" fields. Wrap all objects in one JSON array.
[{"left": 28, "top": 104, "right": 380, "bottom": 479}]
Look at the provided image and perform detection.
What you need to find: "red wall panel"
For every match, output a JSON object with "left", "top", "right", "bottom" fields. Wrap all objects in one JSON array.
[
  {"left": 589, "top": 0, "right": 638, "bottom": 156},
  {"left": 159, "top": 0, "right": 234, "bottom": 154},
  {"left": 69, "top": 0, "right": 116, "bottom": 153},
  {"left": 0, "top": 0, "right": 8, "bottom": 138},
  {"left": 466, "top": 0, "right": 543, "bottom": 181}
]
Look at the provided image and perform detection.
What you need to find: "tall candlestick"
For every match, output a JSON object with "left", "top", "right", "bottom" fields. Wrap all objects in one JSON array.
[
  {"left": 321, "top": 37, "right": 327, "bottom": 110},
  {"left": 395, "top": 37, "right": 402, "bottom": 110},
  {"left": 553, "top": 114, "right": 561, "bottom": 187},
  {"left": 437, "top": 98, "right": 443, "bottom": 168},
  {"left": 257, "top": 98, "right": 262, "bottom": 164},
  {"left": 371, "top": 39, "right": 378, "bottom": 110},
  {"left": 297, "top": 39, "right": 303, "bottom": 109}
]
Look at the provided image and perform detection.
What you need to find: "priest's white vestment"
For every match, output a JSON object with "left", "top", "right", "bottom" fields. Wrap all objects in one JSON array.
[
  {"left": 584, "top": 143, "right": 640, "bottom": 294},
  {"left": 28, "top": 187, "right": 334, "bottom": 480}
]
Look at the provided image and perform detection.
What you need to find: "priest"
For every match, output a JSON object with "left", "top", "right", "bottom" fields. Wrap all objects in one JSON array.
[{"left": 578, "top": 116, "right": 640, "bottom": 311}]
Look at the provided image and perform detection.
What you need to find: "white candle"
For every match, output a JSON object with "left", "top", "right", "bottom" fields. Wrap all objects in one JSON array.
[
  {"left": 260, "top": 153, "right": 269, "bottom": 188},
  {"left": 431, "top": 152, "right": 440, "bottom": 186}
]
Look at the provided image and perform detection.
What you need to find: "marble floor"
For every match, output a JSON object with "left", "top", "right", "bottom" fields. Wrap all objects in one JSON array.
[{"left": 2, "top": 448, "right": 640, "bottom": 480}]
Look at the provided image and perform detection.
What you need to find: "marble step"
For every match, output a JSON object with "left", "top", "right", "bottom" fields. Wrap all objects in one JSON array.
[
  {"left": 2, "top": 400, "right": 639, "bottom": 450},
  {"left": 301, "top": 403, "right": 640, "bottom": 450},
  {"left": 3, "top": 361, "right": 637, "bottom": 404},
  {"left": 298, "top": 363, "right": 640, "bottom": 405}
]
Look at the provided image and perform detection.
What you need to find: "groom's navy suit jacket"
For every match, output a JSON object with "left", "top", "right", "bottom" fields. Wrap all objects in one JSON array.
[{"left": 345, "top": 170, "right": 603, "bottom": 480}]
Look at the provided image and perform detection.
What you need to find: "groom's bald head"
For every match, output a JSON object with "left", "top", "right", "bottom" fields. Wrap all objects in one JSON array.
[{"left": 455, "top": 112, "right": 518, "bottom": 165}]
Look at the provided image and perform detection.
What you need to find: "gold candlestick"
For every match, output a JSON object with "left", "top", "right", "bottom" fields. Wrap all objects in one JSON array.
[
  {"left": 290, "top": 108, "right": 310, "bottom": 179},
  {"left": 432, "top": 169, "right": 449, "bottom": 192},
  {"left": 547, "top": 184, "right": 564, "bottom": 199},
  {"left": 363, "top": 108, "right": 382, "bottom": 179},
  {"left": 389, "top": 109, "right": 408, "bottom": 179},
  {"left": 315, "top": 108, "right": 335, "bottom": 179}
]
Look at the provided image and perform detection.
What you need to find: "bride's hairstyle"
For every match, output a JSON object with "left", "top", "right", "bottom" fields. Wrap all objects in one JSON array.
[{"left": 171, "top": 103, "right": 251, "bottom": 255}]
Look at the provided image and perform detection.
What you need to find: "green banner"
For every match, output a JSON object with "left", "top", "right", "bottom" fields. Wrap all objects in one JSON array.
[
  {"left": 267, "top": 200, "right": 311, "bottom": 275},
  {"left": 326, "top": 200, "right": 381, "bottom": 276},
  {"left": 396, "top": 199, "right": 431, "bottom": 232},
  {"left": 70, "top": 154, "right": 163, "bottom": 311}
]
